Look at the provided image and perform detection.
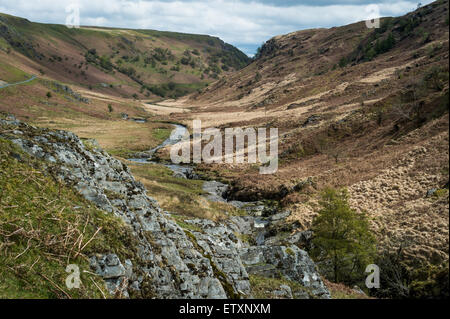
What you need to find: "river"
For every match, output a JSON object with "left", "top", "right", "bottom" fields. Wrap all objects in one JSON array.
[{"left": 128, "top": 124, "right": 288, "bottom": 246}]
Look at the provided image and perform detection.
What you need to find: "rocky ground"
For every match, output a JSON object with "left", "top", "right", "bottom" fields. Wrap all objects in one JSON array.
[
  {"left": 0, "top": 114, "right": 331, "bottom": 299},
  {"left": 154, "top": 1, "right": 450, "bottom": 268}
]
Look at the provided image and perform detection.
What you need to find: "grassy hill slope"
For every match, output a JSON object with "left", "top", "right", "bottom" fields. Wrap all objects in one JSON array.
[
  {"left": 0, "top": 12, "right": 250, "bottom": 100},
  {"left": 165, "top": 0, "right": 449, "bottom": 273}
]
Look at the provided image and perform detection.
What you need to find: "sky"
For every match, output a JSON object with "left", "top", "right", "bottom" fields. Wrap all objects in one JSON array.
[{"left": 0, "top": 0, "right": 434, "bottom": 56}]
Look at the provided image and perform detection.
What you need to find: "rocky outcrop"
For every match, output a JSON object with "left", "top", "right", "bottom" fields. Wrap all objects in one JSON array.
[
  {"left": 0, "top": 116, "right": 237, "bottom": 298},
  {"left": 0, "top": 16, "right": 42, "bottom": 59},
  {"left": 240, "top": 245, "right": 330, "bottom": 299},
  {"left": 0, "top": 115, "right": 330, "bottom": 299},
  {"left": 89, "top": 254, "right": 133, "bottom": 298},
  {"left": 52, "top": 82, "right": 90, "bottom": 104}
]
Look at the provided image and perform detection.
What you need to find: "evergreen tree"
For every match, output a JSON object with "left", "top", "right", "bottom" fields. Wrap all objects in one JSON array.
[{"left": 311, "top": 188, "right": 376, "bottom": 284}]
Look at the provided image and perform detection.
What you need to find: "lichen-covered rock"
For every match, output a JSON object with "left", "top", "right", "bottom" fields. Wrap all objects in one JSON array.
[
  {"left": 240, "top": 245, "right": 330, "bottom": 299},
  {"left": 273, "top": 285, "right": 293, "bottom": 299},
  {"left": 0, "top": 115, "right": 330, "bottom": 299},
  {"left": 182, "top": 218, "right": 252, "bottom": 297},
  {"left": 0, "top": 117, "right": 245, "bottom": 299}
]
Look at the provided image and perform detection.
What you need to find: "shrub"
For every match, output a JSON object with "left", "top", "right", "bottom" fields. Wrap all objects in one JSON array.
[
  {"left": 371, "top": 249, "right": 449, "bottom": 299},
  {"left": 424, "top": 66, "right": 449, "bottom": 91},
  {"left": 180, "top": 57, "right": 190, "bottom": 65},
  {"left": 168, "top": 82, "right": 176, "bottom": 90},
  {"left": 338, "top": 57, "right": 348, "bottom": 68}
]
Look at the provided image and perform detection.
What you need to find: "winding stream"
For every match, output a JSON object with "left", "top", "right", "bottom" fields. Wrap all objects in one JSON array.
[{"left": 128, "top": 124, "right": 280, "bottom": 245}]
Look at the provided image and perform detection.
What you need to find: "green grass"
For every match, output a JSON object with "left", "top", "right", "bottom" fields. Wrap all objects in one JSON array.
[
  {"left": 108, "top": 148, "right": 137, "bottom": 159},
  {"left": 0, "top": 61, "right": 30, "bottom": 83},
  {"left": 249, "top": 275, "right": 315, "bottom": 299},
  {"left": 0, "top": 137, "right": 137, "bottom": 299},
  {"left": 170, "top": 215, "right": 204, "bottom": 233},
  {"left": 106, "top": 126, "right": 170, "bottom": 159},
  {"left": 0, "top": 37, "right": 11, "bottom": 51},
  {"left": 129, "top": 162, "right": 245, "bottom": 221},
  {"left": 152, "top": 127, "right": 171, "bottom": 141},
  {"left": 329, "top": 289, "right": 367, "bottom": 299}
]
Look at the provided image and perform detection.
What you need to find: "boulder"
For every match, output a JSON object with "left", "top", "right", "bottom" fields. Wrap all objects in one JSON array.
[{"left": 240, "top": 245, "right": 330, "bottom": 299}]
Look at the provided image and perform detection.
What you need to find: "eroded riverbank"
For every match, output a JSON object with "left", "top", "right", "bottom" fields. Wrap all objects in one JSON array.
[{"left": 127, "top": 124, "right": 311, "bottom": 249}]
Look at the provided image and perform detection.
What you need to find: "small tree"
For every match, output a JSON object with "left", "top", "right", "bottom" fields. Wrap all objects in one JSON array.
[
  {"left": 311, "top": 188, "right": 376, "bottom": 284},
  {"left": 46, "top": 91, "right": 52, "bottom": 99},
  {"left": 108, "top": 104, "right": 113, "bottom": 113}
]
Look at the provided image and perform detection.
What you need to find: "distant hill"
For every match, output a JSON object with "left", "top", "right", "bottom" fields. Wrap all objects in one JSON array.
[
  {"left": 0, "top": 12, "right": 250, "bottom": 99},
  {"left": 190, "top": 0, "right": 448, "bottom": 108}
]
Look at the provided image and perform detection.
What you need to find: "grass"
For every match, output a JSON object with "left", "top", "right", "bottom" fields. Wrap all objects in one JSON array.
[
  {"left": 323, "top": 279, "right": 371, "bottom": 299},
  {"left": 0, "top": 138, "right": 137, "bottom": 298},
  {"left": 0, "top": 61, "right": 30, "bottom": 83},
  {"left": 0, "top": 37, "right": 11, "bottom": 51},
  {"left": 152, "top": 127, "right": 172, "bottom": 141},
  {"left": 42, "top": 118, "right": 173, "bottom": 159},
  {"left": 170, "top": 214, "right": 204, "bottom": 233},
  {"left": 249, "top": 275, "right": 315, "bottom": 299},
  {"left": 128, "top": 162, "right": 245, "bottom": 221}
]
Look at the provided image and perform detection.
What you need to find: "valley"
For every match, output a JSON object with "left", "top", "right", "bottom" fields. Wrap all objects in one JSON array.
[{"left": 0, "top": 0, "right": 448, "bottom": 300}]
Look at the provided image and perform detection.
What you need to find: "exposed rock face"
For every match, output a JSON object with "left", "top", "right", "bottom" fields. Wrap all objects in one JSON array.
[
  {"left": 53, "top": 82, "right": 90, "bottom": 104},
  {"left": 0, "top": 115, "right": 330, "bottom": 299},
  {"left": 0, "top": 116, "right": 234, "bottom": 298},
  {"left": 203, "top": 181, "right": 229, "bottom": 203},
  {"left": 90, "top": 254, "right": 132, "bottom": 298},
  {"left": 240, "top": 245, "right": 330, "bottom": 299},
  {"left": 182, "top": 218, "right": 251, "bottom": 296}
]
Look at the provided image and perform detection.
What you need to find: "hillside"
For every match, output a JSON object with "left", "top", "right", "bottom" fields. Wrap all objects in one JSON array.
[
  {"left": 0, "top": 113, "right": 334, "bottom": 299},
  {"left": 0, "top": 12, "right": 249, "bottom": 159},
  {"left": 0, "top": 0, "right": 448, "bottom": 300},
  {"left": 155, "top": 0, "right": 449, "bottom": 277},
  {"left": 0, "top": 12, "right": 250, "bottom": 100}
]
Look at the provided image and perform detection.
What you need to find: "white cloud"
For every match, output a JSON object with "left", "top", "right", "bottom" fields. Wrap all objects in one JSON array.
[{"left": 0, "top": 0, "right": 434, "bottom": 55}]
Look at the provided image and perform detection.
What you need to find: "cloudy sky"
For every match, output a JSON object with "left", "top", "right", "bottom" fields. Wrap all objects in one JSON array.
[{"left": 0, "top": 0, "right": 433, "bottom": 56}]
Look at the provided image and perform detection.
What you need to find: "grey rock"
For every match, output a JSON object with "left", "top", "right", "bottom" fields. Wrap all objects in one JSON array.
[
  {"left": 273, "top": 285, "right": 293, "bottom": 299},
  {"left": 240, "top": 245, "right": 330, "bottom": 299},
  {"left": 90, "top": 254, "right": 126, "bottom": 280},
  {"left": 203, "top": 181, "right": 229, "bottom": 203},
  {"left": 426, "top": 188, "right": 438, "bottom": 197},
  {"left": 1, "top": 117, "right": 328, "bottom": 300},
  {"left": 287, "top": 230, "right": 313, "bottom": 248},
  {"left": 270, "top": 210, "right": 291, "bottom": 222}
]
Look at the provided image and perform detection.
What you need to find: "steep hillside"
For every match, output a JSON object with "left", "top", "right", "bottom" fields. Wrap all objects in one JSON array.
[
  {"left": 0, "top": 0, "right": 448, "bottom": 300},
  {"left": 188, "top": 1, "right": 448, "bottom": 110},
  {"left": 0, "top": 113, "right": 332, "bottom": 299},
  {"left": 0, "top": 12, "right": 250, "bottom": 100},
  {"left": 158, "top": 0, "right": 449, "bottom": 272}
]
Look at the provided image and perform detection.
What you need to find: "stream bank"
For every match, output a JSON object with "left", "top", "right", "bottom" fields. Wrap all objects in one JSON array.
[
  {"left": 127, "top": 124, "right": 292, "bottom": 247},
  {"left": 128, "top": 124, "right": 330, "bottom": 298},
  {"left": 1, "top": 115, "right": 330, "bottom": 299}
]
